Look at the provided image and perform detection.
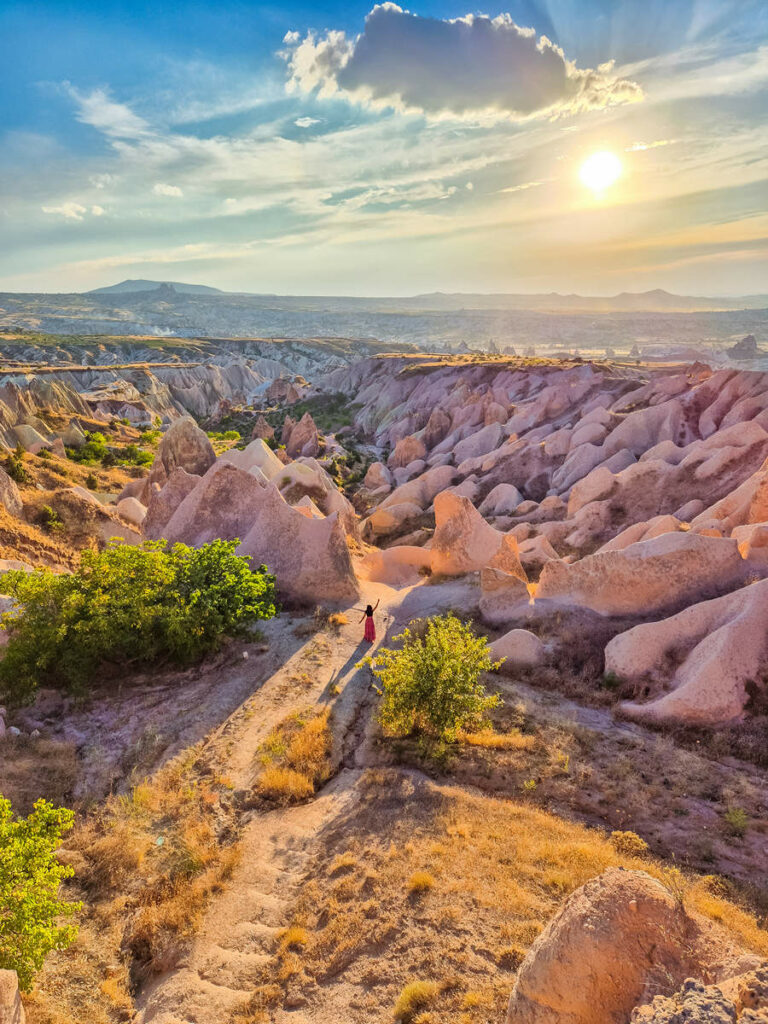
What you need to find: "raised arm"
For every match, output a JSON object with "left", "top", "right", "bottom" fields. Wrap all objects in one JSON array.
[{"left": 373, "top": 598, "right": 380, "bottom": 611}]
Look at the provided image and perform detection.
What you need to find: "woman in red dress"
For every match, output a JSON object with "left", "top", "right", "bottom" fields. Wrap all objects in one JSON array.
[{"left": 359, "top": 598, "right": 380, "bottom": 643}]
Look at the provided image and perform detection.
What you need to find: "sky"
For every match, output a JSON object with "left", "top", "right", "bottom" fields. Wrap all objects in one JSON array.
[{"left": 0, "top": 0, "right": 766, "bottom": 296}]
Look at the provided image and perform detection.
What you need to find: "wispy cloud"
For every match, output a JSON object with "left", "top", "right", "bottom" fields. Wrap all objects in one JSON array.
[
  {"left": 63, "top": 84, "right": 151, "bottom": 139},
  {"left": 152, "top": 182, "right": 184, "bottom": 197}
]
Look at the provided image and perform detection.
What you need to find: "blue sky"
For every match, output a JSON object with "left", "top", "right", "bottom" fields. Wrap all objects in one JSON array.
[{"left": 1, "top": 0, "right": 766, "bottom": 294}]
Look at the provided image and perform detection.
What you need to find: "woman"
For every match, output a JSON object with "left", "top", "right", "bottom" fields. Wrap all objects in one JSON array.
[{"left": 358, "top": 598, "right": 380, "bottom": 643}]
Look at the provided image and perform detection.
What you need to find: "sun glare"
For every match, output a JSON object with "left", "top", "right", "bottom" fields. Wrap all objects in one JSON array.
[{"left": 579, "top": 151, "right": 622, "bottom": 195}]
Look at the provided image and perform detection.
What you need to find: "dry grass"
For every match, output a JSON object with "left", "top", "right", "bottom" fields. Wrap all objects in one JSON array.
[
  {"left": 254, "top": 709, "right": 332, "bottom": 806},
  {"left": 457, "top": 727, "right": 536, "bottom": 750},
  {"left": 408, "top": 870, "right": 436, "bottom": 894},
  {"left": 27, "top": 745, "right": 240, "bottom": 1023},
  {"left": 0, "top": 735, "right": 79, "bottom": 814},
  {"left": 242, "top": 769, "right": 768, "bottom": 1023}
]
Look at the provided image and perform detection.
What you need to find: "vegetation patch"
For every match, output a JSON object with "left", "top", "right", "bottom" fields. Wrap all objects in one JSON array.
[
  {"left": 254, "top": 709, "right": 333, "bottom": 806},
  {"left": 0, "top": 539, "right": 277, "bottom": 704}
]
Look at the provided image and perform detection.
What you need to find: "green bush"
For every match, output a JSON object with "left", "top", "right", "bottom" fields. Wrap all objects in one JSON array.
[
  {"left": 68, "top": 431, "right": 109, "bottom": 464},
  {"left": 0, "top": 539, "right": 278, "bottom": 704},
  {"left": 365, "top": 614, "right": 501, "bottom": 742},
  {"left": 85, "top": 472, "right": 98, "bottom": 489},
  {"left": 4, "top": 444, "right": 30, "bottom": 484},
  {"left": 0, "top": 797, "right": 81, "bottom": 990},
  {"left": 36, "top": 504, "right": 64, "bottom": 533}
]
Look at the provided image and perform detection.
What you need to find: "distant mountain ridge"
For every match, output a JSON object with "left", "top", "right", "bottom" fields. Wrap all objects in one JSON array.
[
  {"left": 84, "top": 280, "right": 767, "bottom": 313},
  {"left": 88, "top": 279, "right": 223, "bottom": 296}
]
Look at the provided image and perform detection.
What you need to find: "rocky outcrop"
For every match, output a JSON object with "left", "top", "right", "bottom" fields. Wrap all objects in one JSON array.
[
  {"left": 0, "top": 969, "right": 24, "bottom": 1024},
  {"left": 0, "top": 469, "right": 22, "bottom": 518},
  {"left": 431, "top": 491, "right": 527, "bottom": 579},
  {"left": 285, "top": 412, "right": 319, "bottom": 458},
  {"left": 389, "top": 435, "right": 427, "bottom": 469},
  {"left": 479, "top": 567, "right": 531, "bottom": 625},
  {"left": 251, "top": 415, "right": 275, "bottom": 441},
  {"left": 142, "top": 416, "right": 216, "bottom": 502},
  {"left": 607, "top": 578, "right": 768, "bottom": 725},
  {"left": 536, "top": 533, "right": 747, "bottom": 616},
  {"left": 143, "top": 467, "right": 201, "bottom": 540},
  {"left": 507, "top": 868, "right": 751, "bottom": 1024},
  {"left": 631, "top": 968, "right": 768, "bottom": 1023},
  {"left": 490, "top": 628, "right": 544, "bottom": 670}
]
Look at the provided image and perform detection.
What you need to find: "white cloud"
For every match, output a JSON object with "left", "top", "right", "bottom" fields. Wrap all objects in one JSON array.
[
  {"left": 282, "top": 4, "right": 643, "bottom": 120},
  {"left": 91, "top": 205, "right": 105, "bottom": 216},
  {"left": 294, "top": 116, "right": 321, "bottom": 128},
  {"left": 626, "top": 139, "right": 676, "bottom": 151},
  {"left": 88, "top": 173, "right": 115, "bottom": 189},
  {"left": 41, "top": 202, "right": 88, "bottom": 221},
  {"left": 64, "top": 84, "right": 150, "bottom": 139},
  {"left": 499, "top": 180, "right": 543, "bottom": 194},
  {"left": 465, "top": 181, "right": 474, "bottom": 190},
  {"left": 152, "top": 182, "right": 184, "bottom": 197}
]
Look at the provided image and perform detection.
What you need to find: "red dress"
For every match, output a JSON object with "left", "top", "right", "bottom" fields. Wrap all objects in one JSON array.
[{"left": 364, "top": 615, "right": 376, "bottom": 642}]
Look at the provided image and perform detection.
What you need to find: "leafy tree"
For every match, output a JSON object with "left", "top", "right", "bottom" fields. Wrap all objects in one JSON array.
[
  {"left": 0, "top": 539, "right": 278, "bottom": 705},
  {"left": 0, "top": 797, "right": 81, "bottom": 990},
  {"left": 365, "top": 614, "right": 501, "bottom": 742}
]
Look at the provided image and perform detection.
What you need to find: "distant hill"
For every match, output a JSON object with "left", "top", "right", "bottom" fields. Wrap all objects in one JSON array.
[
  {"left": 88, "top": 279, "right": 224, "bottom": 296},
  {"left": 403, "top": 288, "right": 768, "bottom": 313}
]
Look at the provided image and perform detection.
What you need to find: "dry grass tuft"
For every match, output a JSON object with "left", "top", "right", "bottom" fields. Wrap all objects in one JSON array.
[
  {"left": 394, "top": 980, "right": 439, "bottom": 1022},
  {"left": 254, "top": 708, "right": 332, "bottom": 806},
  {"left": 457, "top": 727, "right": 536, "bottom": 750},
  {"left": 408, "top": 871, "right": 436, "bottom": 894}
]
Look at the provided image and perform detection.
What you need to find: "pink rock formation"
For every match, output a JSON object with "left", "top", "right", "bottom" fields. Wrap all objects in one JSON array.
[{"left": 431, "top": 491, "right": 527, "bottom": 579}]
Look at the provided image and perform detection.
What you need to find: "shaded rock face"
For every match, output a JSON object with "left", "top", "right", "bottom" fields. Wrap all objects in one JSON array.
[
  {"left": 479, "top": 567, "right": 530, "bottom": 625},
  {"left": 143, "top": 467, "right": 201, "bottom": 540},
  {"left": 389, "top": 435, "right": 427, "bottom": 469},
  {"left": 0, "top": 468, "right": 22, "bottom": 518},
  {"left": 160, "top": 463, "right": 268, "bottom": 547},
  {"left": 285, "top": 412, "right": 319, "bottom": 458},
  {"left": 729, "top": 335, "right": 762, "bottom": 361},
  {"left": 631, "top": 969, "right": 768, "bottom": 1023},
  {"left": 251, "top": 415, "right": 275, "bottom": 441},
  {"left": 0, "top": 968, "right": 25, "bottom": 1024},
  {"left": 507, "top": 868, "right": 746, "bottom": 1024},
  {"left": 537, "top": 533, "right": 746, "bottom": 617},
  {"left": 490, "top": 628, "right": 544, "bottom": 670},
  {"left": 606, "top": 577, "right": 768, "bottom": 725}
]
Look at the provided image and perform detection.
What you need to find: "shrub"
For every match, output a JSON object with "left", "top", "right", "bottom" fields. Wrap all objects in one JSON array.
[
  {"left": 4, "top": 444, "right": 30, "bottom": 484},
  {"left": 723, "top": 807, "right": 748, "bottom": 838},
  {"left": 0, "top": 796, "right": 81, "bottom": 990},
  {"left": 609, "top": 830, "right": 649, "bottom": 858},
  {"left": 365, "top": 614, "right": 501, "bottom": 742},
  {"left": 408, "top": 870, "right": 436, "bottom": 893},
  {"left": 85, "top": 472, "right": 99, "bottom": 489},
  {"left": 0, "top": 539, "right": 277, "bottom": 704},
  {"left": 255, "top": 710, "right": 332, "bottom": 805},
  {"left": 37, "top": 504, "right": 64, "bottom": 533}
]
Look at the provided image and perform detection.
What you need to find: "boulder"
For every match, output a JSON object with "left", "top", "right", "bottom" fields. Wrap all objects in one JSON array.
[
  {"left": 567, "top": 467, "right": 615, "bottom": 517},
  {"left": 117, "top": 477, "right": 147, "bottom": 503},
  {"left": 0, "top": 969, "right": 24, "bottom": 1024},
  {"left": 431, "top": 492, "right": 527, "bottom": 580},
  {"left": 363, "top": 502, "right": 423, "bottom": 540},
  {"left": 143, "top": 468, "right": 201, "bottom": 540},
  {"left": 423, "top": 408, "right": 452, "bottom": 449},
  {"left": 380, "top": 465, "right": 457, "bottom": 511},
  {"left": 631, "top": 970, "right": 768, "bottom": 1023},
  {"left": 389, "top": 435, "right": 427, "bottom": 469},
  {"left": 61, "top": 421, "right": 86, "bottom": 448},
  {"left": 12, "top": 424, "right": 48, "bottom": 451},
  {"left": 537, "top": 532, "right": 746, "bottom": 616},
  {"left": 161, "top": 463, "right": 267, "bottom": 546},
  {"left": 490, "top": 628, "right": 544, "bottom": 670},
  {"left": 364, "top": 461, "right": 392, "bottom": 491},
  {"left": 219, "top": 438, "right": 284, "bottom": 480},
  {"left": 608, "top": 578, "right": 768, "bottom": 725},
  {"left": 479, "top": 483, "right": 524, "bottom": 518},
  {"left": 117, "top": 496, "right": 147, "bottom": 526},
  {"left": 479, "top": 567, "right": 531, "bottom": 625},
  {"left": 518, "top": 534, "right": 560, "bottom": 573},
  {"left": 362, "top": 544, "right": 432, "bottom": 585},
  {"left": 69, "top": 485, "right": 101, "bottom": 507},
  {"left": 507, "top": 868, "right": 748, "bottom": 1024},
  {"left": 274, "top": 458, "right": 356, "bottom": 533},
  {"left": 144, "top": 416, "right": 215, "bottom": 500},
  {"left": 251, "top": 415, "right": 275, "bottom": 442},
  {"left": 0, "top": 468, "right": 22, "bottom": 517},
  {"left": 285, "top": 412, "right": 319, "bottom": 458},
  {"left": 454, "top": 423, "right": 504, "bottom": 465},
  {"left": 281, "top": 414, "right": 296, "bottom": 444}
]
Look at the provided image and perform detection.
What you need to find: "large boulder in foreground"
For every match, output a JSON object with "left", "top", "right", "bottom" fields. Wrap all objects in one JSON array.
[
  {"left": 607, "top": 578, "right": 768, "bottom": 725},
  {"left": 161, "top": 462, "right": 266, "bottom": 547},
  {"left": 536, "top": 532, "right": 746, "bottom": 616},
  {"left": 507, "top": 868, "right": 749, "bottom": 1024},
  {"left": 237, "top": 485, "right": 359, "bottom": 604},
  {"left": 431, "top": 492, "right": 527, "bottom": 579},
  {"left": 0, "top": 969, "right": 25, "bottom": 1023}
]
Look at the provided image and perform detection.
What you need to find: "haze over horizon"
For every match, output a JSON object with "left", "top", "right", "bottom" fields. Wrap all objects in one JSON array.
[{"left": 2, "top": 0, "right": 767, "bottom": 296}]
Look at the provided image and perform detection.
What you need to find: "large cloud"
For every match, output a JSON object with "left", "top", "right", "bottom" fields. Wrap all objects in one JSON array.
[{"left": 282, "top": 4, "right": 642, "bottom": 120}]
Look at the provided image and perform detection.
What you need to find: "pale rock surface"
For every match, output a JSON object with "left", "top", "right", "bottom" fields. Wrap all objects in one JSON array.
[
  {"left": 143, "top": 468, "right": 201, "bottom": 540},
  {"left": 117, "top": 496, "right": 147, "bottom": 526},
  {"left": 608, "top": 578, "right": 768, "bottom": 724},
  {"left": 518, "top": 534, "right": 560, "bottom": 573},
  {"left": 275, "top": 458, "right": 356, "bottom": 532},
  {"left": 431, "top": 491, "right": 527, "bottom": 579},
  {"left": 61, "top": 420, "right": 86, "bottom": 447},
  {"left": 12, "top": 424, "right": 48, "bottom": 451},
  {"left": 479, "top": 483, "right": 524, "bottom": 517},
  {"left": 143, "top": 416, "right": 215, "bottom": 501},
  {"left": 0, "top": 969, "right": 24, "bottom": 1024},
  {"left": 219, "top": 438, "right": 283, "bottom": 480},
  {"left": 237, "top": 485, "right": 359, "bottom": 604},
  {"left": 380, "top": 465, "right": 456, "bottom": 511},
  {"left": 537, "top": 532, "right": 746, "bottom": 616},
  {"left": 490, "top": 628, "right": 544, "bottom": 670},
  {"left": 363, "top": 501, "right": 423, "bottom": 539},
  {"left": 70, "top": 485, "right": 101, "bottom": 507},
  {"left": 363, "top": 461, "right": 392, "bottom": 491},
  {"left": 161, "top": 463, "right": 268, "bottom": 547},
  {"left": 362, "top": 544, "right": 432, "bottom": 585},
  {"left": 453, "top": 422, "right": 504, "bottom": 464},
  {"left": 570, "top": 421, "right": 607, "bottom": 448},
  {"left": 507, "top": 868, "right": 748, "bottom": 1024},
  {"left": 0, "top": 469, "right": 22, "bottom": 517},
  {"left": 631, "top": 974, "right": 768, "bottom": 1024},
  {"left": 567, "top": 466, "right": 615, "bottom": 517},
  {"left": 598, "top": 515, "right": 684, "bottom": 554},
  {"left": 479, "top": 567, "right": 530, "bottom": 625}
]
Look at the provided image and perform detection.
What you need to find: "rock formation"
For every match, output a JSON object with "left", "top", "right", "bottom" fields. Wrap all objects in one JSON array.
[{"left": 431, "top": 491, "right": 527, "bottom": 579}]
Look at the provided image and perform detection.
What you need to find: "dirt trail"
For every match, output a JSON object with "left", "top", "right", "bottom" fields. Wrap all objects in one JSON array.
[{"left": 134, "top": 578, "right": 403, "bottom": 1024}]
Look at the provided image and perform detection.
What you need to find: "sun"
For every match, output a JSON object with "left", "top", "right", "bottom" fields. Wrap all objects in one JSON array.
[{"left": 579, "top": 151, "right": 622, "bottom": 195}]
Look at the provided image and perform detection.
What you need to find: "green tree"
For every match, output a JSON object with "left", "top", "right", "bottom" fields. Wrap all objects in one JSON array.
[
  {"left": 366, "top": 614, "right": 501, "bottom": 742},
  {"left": 0, "top": 797, "right": 81, "bottom": 990},
  {"left": 0, "top": 539, "right": 278, "bottom": 705}
]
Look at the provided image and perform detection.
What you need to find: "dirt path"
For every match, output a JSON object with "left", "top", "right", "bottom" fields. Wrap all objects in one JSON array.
[{"left": 134, "top": 578, "right": 403, "bottom": 1024}]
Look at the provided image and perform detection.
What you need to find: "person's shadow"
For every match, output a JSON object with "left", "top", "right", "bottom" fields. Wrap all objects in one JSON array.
[{"left": 322, "top": 638, "right": 372, "bottom": 701}]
